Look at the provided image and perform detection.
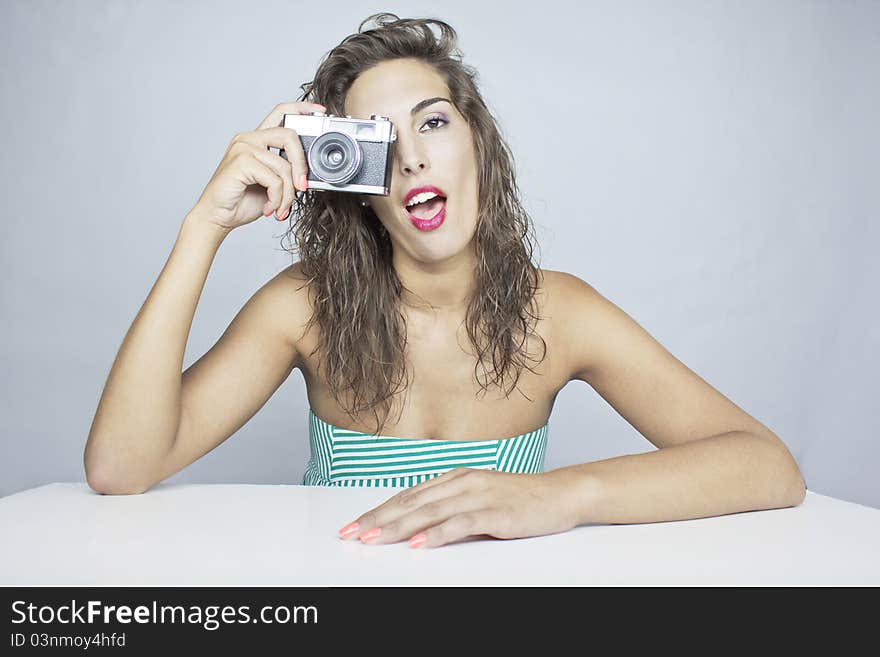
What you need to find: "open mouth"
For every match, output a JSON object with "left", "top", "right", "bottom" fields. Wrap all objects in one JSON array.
[
  {"left": 405, "top": 194, "right": 446, "bottom": 220},
  {"left": 403, "top": 186, "right": 448, "bottom": 231},
  {"left": 405, "top": 195, "right": 446, "bottom": 231}
]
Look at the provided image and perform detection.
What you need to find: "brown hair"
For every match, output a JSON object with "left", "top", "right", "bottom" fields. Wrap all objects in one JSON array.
[{"left": 280, "top": 12, "right": 546, "bottom": 435}]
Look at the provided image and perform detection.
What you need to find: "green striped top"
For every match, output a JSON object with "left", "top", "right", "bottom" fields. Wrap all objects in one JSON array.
[{"left": 302, "top": 408, "right": 549, "bottom": 487}]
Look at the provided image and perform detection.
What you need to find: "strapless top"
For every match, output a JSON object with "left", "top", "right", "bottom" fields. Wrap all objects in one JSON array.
[{"left": 302, "top": 408, "right": 549, "bottom": 488}]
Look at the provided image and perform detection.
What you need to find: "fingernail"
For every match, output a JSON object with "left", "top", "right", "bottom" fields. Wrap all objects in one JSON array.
[
  {"left": 276, "top": 207, "right": 289, "bottom": 221},
  {"left": 300, "top": 174, "right": 308, "bottom": 190},
  {"left": 263, "top": 208, "right": 273, "bottom": 217},
  {"left": 359, "top": 527, "right": 381, "bottom": 543},
  {"left": 338, "top": 521, "right": 359, "bottom": 539},
  {"left": 409, "top": 533, "right": 427, "bottom": 549}
]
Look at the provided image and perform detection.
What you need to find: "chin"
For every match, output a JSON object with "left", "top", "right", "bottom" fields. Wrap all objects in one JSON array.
[{"left": 408, "top": 233, "right": 477, "bottom": 264}]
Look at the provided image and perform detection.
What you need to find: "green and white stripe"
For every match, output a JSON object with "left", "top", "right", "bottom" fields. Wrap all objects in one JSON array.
[{"left": 302, "top": 408, "right": 549, "bottom": 487}]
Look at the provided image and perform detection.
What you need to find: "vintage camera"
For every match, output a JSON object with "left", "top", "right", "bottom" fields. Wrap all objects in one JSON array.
[{"left": 273, "top": 111, "right": 397, "bottom": 196}]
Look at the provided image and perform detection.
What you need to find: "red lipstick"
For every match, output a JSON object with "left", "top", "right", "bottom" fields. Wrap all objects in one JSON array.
[
  {"left": 407, "top": 202, "right": 446, "bottom": 231},
  {"left": 403, "top": 185, "right": 447, "bottom": 232},
  {"left": 403, "top": 184, "right": 446, "bottom": 206}
]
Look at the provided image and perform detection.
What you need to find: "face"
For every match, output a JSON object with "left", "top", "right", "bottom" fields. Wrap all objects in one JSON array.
[{"left": 344, "top": 58, "right": 480, "bottom": 264}]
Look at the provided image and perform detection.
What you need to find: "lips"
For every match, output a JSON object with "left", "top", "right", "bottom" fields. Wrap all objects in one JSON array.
[
  {"left": 403, "top": 184, "right": 447, "bottom": 208},
  {"left": 401, "top": 184, "right": 447, "bottom": 232},
  {"left": 407, "top": 199, "right": 446, "bottom": 231}
]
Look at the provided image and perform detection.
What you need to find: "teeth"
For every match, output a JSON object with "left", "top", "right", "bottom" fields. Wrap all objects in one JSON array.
[{"left": 405, "top": 191, "right": 441, "bottom": 208}]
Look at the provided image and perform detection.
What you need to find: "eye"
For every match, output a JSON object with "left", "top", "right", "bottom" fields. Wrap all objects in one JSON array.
[{"left": 419, "top": 114, "right": 448, "bottom": 132}]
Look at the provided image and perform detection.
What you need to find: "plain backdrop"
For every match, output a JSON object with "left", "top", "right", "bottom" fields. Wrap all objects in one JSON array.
[{"left": 1, "top": 0, "right": 877, "bottom": 509}]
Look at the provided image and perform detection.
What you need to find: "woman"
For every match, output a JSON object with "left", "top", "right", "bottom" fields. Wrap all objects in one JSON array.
[{"left": 83, "top": 13, "right": 806, "bottom": 550}]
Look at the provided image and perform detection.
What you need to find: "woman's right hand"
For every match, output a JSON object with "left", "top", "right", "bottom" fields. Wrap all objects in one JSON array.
[{"left": 190, "top": 101, "right": 326, "bottom": 232}]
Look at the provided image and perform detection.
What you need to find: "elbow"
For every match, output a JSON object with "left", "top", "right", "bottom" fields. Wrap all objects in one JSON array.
[
  {"left": 84, "top": 462, "right": 150, "bottom": 496},
  {"left": 83, "top": 440, "right": 154, "bottom": 495},
  {"left": 775, "top": 465, "right": 807, "bottom": 508},
  {"left": 756, "top": 432, "right": 807, "bottom": 508},
  {"left": 785, "top": 471, "right": 807, "bottom": 508}
]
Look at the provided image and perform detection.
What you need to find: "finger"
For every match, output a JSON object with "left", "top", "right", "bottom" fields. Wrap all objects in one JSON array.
[
  {"left": 338, "top": 468, "right": 475, "bottom": 540},
  {"left": 256, "top": 101, "right": 326, "bottom": 130},
  {"left": 392, "top": 467, "right": 473, "bottom": 504},
  {"left": 353, "top": 470, "right": 486, "bottom": 544},
  {"left": 411, "top": 510, "right": 497, "bottom": 549},
  {"left": 276, "top": 129, "right": 309, "bottom": 192},
  {"left": 387, "top": 467, "right": 474, "bottom": 512},
  {"left": 234, "top": 127, "right": 309, "bottom": 193},
  {"left": 359, "top": 491, "right": 487, "bottom": 546},
  {"left": 247, "top": 146, "right": 296, "bottom": 217},
  {"left": 235, "top": 151, "right": 284, "bottom": 216}
]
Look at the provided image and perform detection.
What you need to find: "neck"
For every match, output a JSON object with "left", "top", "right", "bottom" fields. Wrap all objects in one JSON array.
[{"left": 393, "top": 242, "right": 478, "bottom": 317}]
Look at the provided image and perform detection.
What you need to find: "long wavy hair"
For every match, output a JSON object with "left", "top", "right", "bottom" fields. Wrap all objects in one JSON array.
[{"left": 280, "top": 12, "right": 546, "bottom": 436}]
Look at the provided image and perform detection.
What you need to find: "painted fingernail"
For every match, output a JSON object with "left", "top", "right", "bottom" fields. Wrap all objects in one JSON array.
[
  {"left": 409, "top": 533, "right": 427, "bottom": 549},
  {"left": 359, "top": 527, "right": 381, "bottom": 543},
  {"left": 263, "top": 208, "right": 273, "bottom": 217},
  {"left": 277, "top": 207, "right": 289, "bottom": 221},
  {"left": 338, "top": 521, "right": 359, "bottom": 539},
  {"left": 300, "top": 174, "right": 308, "bottom": 190}
]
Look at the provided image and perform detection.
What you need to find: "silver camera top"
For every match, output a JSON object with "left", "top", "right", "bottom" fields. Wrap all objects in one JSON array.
[{"left": 283, "top": 112, "right": 397, "bottom": 143}]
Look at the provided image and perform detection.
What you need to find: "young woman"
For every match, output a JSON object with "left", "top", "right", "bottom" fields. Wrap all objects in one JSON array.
[{"left": 84, "top": 14, "right": 806, "bottom": 549}]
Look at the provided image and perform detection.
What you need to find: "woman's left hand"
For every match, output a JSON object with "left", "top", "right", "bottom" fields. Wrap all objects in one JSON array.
[{"left": 337, "top": 467, "right": 578, "bottom": 549}]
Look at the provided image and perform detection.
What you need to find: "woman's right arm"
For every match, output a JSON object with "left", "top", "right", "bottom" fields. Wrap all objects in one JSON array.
[
  {"left": 84, "top": 211, "right": 229, "bottom": 494},
  {"left": 83, "top": 101, "right": 324, "bottom": 495}
]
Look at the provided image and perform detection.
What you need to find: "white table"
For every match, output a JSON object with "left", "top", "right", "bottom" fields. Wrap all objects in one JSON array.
[{"left": 2, "top": 483, "right": 878, "bottom": 586}]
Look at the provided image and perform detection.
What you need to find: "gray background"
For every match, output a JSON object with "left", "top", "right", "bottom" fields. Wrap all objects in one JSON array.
[{"left": 1, "top": 0, "right": 877, "bottom": 509}]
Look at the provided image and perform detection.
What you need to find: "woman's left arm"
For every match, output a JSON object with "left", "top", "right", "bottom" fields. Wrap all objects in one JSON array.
[
  {"left": 548, "top": 272, "right": 807, "bottom": 527},
  {"left": 548, "top": 427, "right": 805, "bottom": 528},
  {"left": 340, "top": 272, "right": 806, "bottom": 548}
]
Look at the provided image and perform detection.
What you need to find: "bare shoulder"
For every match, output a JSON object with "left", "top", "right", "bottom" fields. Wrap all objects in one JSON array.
[
  {"left": 539, "top": 268, "right": 596, "bottom": 294},
  {"left": 258, "top": 261, "right": 315, "bottom": 351},
  {"left": 537, "top": 268, "right": 608, "bottom": 382},
  {"left": 537, "top": 268, "right": 602, "bottom": 318}
]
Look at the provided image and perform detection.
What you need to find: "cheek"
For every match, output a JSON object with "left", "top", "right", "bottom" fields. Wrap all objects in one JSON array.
[
  {"left": 462, "top": 165, "right": 480, "bottom": 210},
  {"left": 447, "top": 147, "right": 477, "bottom": 192},
  {"left": 459, "top": 146, "right": 479, "bottom": 196}
]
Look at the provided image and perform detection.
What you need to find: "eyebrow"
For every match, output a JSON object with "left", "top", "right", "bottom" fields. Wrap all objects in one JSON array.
[{"left": 410, "top": 97, "right": 452, "bottom": 116}]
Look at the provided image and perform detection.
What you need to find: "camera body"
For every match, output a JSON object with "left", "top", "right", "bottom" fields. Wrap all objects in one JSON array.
[{"left": 275, "top": 111, "right": 397, "bottom": 196}]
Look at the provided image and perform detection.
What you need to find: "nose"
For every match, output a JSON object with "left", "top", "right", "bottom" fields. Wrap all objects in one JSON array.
[{"left": 395, "top": 134, "right": 428, "bottom": 175}]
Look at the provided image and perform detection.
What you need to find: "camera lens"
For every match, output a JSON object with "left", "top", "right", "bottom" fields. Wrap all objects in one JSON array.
[{"left": 307, "top": 131, "right": 362, "bottom": 184}]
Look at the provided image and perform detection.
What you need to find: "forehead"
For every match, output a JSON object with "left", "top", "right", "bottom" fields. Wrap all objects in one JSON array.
[{"left": 344, "top": 58, "right": 449, "bottom": 116}]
